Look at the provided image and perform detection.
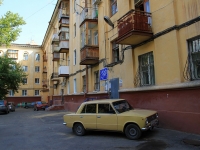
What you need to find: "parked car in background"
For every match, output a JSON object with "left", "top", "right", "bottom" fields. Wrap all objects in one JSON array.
[
  {"left": 24, "top": 102, "right": 35, "bottom": 108},
  {"left": 0, "top": 100, "right": 9, "bottom": 114},
  {"left": 63, "top": 99, "right": 159, "bottom": 140},
  {"left": 34, "top": 101, "right": 48, "bottom": 111},
  {"left": 8, "top": 102, "right": 15, "bottom": 112}
]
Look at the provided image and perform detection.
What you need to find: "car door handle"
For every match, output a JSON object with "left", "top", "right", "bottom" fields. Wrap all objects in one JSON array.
[{"left": 97, "top": 116, "right": 101, "bottom": 118}]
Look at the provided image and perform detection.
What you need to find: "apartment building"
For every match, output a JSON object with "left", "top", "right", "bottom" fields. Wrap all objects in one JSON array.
[
  {"left": 1, "top": 43, "right": 44, "bottom": 103},
  {"left": 42, "top": 0, "right": 200, "bottom": 134}
]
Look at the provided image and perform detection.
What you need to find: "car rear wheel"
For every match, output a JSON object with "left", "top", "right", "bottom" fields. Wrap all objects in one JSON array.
[
  {"left": 73, "top": 123, "right": 85, "bottom": 136},
  {"left": 125, "top": 124, "right": 141, "bottom": 140}
]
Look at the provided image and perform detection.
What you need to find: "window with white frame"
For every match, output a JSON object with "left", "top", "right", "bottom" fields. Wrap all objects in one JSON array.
[
  {"left": 23, "top": 52, "right": 28, "bottom": 60},
  {"left": 94, "top": 70, "right": 100, "bottom": 91},
  {"left": 110, "top": 0, "right": 118, "bottom": 16},
  {"left": 74, "top": 50, "right": 76, "bottom": 65},
  {"left": 35, "top": 78, "right": 40, "bottom": 84},
  {"left": 9, "top": 90, "right": 14, "bottom": 96},
  {"left": 74, "top": 78, "right": 77, "bottom": 93},
  {"left": 35, "top": 53, "right": 40, "bottom": 61},
  {"left": 138, "top": 52, "right": 155, "bottom": 86},
  {"left": 112, "top": 42, "right": 119, "bottom": 62},
  {"left": 35, "top": 90, "right": 39, "bottom": 96},
  {"left": 7, "top": 49, "right": 18, "bottom": 59},
  {"left": 188, "top": 36, "right": 200, "bottom": 80},
  {"left": 22, "top": 66, "right": 28, "bottom": 72},
  {"left": 23, "top": 78, "right": 27, "bottom": 84},
  {"left": 94, "top": 31, "right": 98, "bottom": 45},
  {"left": 35, "top": 66, "right": 40, "bottom": 72},
  {"left": 22, "top": 90, "right": 27, "bottom": 96}
]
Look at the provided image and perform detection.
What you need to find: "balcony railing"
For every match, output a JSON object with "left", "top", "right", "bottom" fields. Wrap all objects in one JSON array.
[
  {"left": 59, "top": 41, "right": 69, "bottom": 53},
  {"left": 51, "top": 72, "right": 59, "bottom": 81},
  {"left": 116, "top": 9, "right": 153, "bottom": 45},
  {"left": 42, "top": 80, "right": 48, "bottom": 88},
  {"left": 43, "top": 55, "right": 47, "bottom": 62},
  {"left": 51, "top": 33, "right": 59, "bottom": 45},
  {"left": 80, "top": 7, "right": 98, "bottom": 26},
  {"left": 52, "top": 46, "right": 60, "bottom": 53},
  {"left": 80, "top": 46, "right": 99, "bottom": 65},
  {"left": 58, "top": 66, "right": 69, "bottom": 77},
  {"left": 43, "top": 67, "right": 47, "bottom": 73}
]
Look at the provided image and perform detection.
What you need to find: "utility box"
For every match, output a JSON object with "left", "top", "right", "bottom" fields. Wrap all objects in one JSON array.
[{"left": 109, "top": 78, "right": 119, "bottom": 99}]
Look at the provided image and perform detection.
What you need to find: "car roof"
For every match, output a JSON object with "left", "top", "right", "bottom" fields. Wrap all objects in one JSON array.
[{"left": 83, "top": 99, "right": 125, "bottom": 104}]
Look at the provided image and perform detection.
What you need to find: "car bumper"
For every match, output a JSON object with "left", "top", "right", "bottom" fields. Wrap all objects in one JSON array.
[
  {"left": 0, "top": 107, "right": 7, "bottom": 112},
  {"left": 141, "top": 119, "right": 159, "bottom": 131}
]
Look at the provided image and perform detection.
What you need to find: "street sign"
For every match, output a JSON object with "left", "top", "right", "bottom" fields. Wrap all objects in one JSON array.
[{"left": 100, "top": 68, "right": 108, "bottom": 81}]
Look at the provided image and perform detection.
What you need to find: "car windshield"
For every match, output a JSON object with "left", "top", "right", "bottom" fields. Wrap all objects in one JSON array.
[
  {"left": 0, "top": 101, "right": 4, "bottom": 105},
  {"left": 112, "top": 100, "right": 133, "bottom": 113}
]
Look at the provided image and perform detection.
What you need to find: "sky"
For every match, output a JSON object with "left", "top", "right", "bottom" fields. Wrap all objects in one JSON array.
[{"left": 0, "top": 0, "right": 57, "bottom": 45}]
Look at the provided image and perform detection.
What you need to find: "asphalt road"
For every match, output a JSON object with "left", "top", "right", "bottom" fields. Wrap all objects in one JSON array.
[{"left": 0, "top": 108, "right": 199, "bottom": 150}]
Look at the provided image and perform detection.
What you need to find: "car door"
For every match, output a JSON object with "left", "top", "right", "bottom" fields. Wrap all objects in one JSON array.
[
  {"left": 96, "top": 103, "right": 117, "bottom": 131},
  {"left": 79, "top": 104, "right": 97, "bottom": 130}
]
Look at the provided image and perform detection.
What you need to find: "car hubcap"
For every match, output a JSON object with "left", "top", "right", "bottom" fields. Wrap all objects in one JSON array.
[
  {"left": 76, "top": 126, "right": 82, "bottom": 133},
  {"left": 129, "top": 128, "right": 137, "bottom": 136}
]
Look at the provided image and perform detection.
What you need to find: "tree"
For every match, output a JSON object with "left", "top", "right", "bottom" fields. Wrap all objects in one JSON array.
[
  {"left": 0, "top": 0, "right": 26, "bottom": 46},
  {"left": 0, "top": 55, "right": 27, "bottom": 99}
]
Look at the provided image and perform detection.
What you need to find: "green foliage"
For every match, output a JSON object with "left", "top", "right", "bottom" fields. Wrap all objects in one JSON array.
[
  {"left": 0, "top": 55, "right": 27, "bottom": 99},
  {"left": 0, "top": 1, "right": 26, "bottom": 46}
]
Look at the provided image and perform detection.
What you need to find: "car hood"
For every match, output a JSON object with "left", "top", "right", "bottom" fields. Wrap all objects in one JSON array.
[{"left": 120, "top": 109, "right": 157, "bottom": 118}]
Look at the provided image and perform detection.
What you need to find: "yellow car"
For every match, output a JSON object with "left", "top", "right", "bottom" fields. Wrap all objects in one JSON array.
[{"left": 63, "top": 99, "right": 159, "bottom": 140}]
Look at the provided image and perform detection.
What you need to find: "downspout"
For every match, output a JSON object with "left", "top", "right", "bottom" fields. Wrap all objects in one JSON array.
[{"left": 85, "top": 65, "right": 88, "bottom": 97}]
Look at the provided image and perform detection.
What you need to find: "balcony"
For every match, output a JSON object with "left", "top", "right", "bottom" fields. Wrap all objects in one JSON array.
[
  {"left": 58, "top": 0, "right": 70, "bottom": 22},
  {"left": 80, "top": 46, "right": 99, "bottom": 65},
  {"left": 58, "top": 66, "right": 69, "bottom": 77},
  {"left": 59, "top": 40, "right": 69, "bottom": 53},
  {"left": 43, "top": 55, "right": 47, "bottom": 62},
  {"left": 80, "top": 7, "right": 98, "bottom": 26},
  {"left": 52, "top": 52, "right": 60, "bottom": 61},
  {"left": 51, "top": 34, "right": 59, "bottom": 45},
  {"left": 116, "top": 10, "right": 153, "bottom": 45},
  {"left": 43, "top": 67, "right": 47, "bottom": 73},
  {"left": 51, "top": 72, "right": 59, "bottom": 81},
  {"left": 42, "top": 80, "right": 48, "bottom": 88},
  {"left": 59, "top": 17, "right": 69, "bottom": 29}
]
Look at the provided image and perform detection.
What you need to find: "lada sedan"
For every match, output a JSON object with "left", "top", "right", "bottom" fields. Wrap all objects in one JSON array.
[{"left": 63, "top": 99, "right": 159, "bottom": 140}]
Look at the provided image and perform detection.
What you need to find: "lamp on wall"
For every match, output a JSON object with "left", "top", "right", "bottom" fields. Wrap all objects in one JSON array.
[{"left": 104, "top": 16, "right": 114, "bottom": 28}]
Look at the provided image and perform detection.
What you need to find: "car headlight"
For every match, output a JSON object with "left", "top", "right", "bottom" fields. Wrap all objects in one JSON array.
[
  {"left": 145, "top": 119, "right": 149, "bottom": 125},
  {"left": 156, "top": 113, "right": 159, "bottom": 118}
]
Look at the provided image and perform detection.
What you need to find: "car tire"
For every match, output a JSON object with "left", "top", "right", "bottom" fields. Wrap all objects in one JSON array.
[
  {"left": 73, "top": 123, "right": 85, "bottom": 136},
  {"left": 125, "top": 124, "right": 141, "bottom": 140}
]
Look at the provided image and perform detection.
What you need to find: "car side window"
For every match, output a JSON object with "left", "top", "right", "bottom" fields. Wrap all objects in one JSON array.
[
  {"left": 81, "top": 104, "right": 96, "bottom": 113},
  {"left": 98, "top": 104, "right": 115, "bottom": 114}
]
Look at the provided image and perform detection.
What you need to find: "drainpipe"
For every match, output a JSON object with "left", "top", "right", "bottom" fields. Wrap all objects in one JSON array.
[{"left": 85, "top": 65, "right": 88, "bottom": 97}]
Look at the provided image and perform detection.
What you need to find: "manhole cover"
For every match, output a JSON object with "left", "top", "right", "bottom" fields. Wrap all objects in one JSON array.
[{"left": 183, "top": 139, "right": 200, "bottom": 146}]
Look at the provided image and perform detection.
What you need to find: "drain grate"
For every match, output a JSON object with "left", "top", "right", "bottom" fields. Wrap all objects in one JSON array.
[{"left": 183, "top": 139, "right": 200, "bottom": 146}]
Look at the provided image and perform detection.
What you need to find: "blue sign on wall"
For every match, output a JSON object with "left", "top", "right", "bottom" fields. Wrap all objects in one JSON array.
[{"left": 100, "top": 68, "right": 108, "bottom": 81}]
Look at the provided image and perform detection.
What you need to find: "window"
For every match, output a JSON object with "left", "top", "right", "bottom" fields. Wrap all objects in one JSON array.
[
  {"left": 35, "top": 78, "right": 40, "bottom": 84},
  {"left": 60, "top": 28, "right": 69, "bottom": 40},
  {"left": 23, "top": 53, "right": 28, "bottom": 60},
  {"left": 74, "top": 78, "right": 77, "bottom": 93},
  {"left": 138, "top": 52, "right": 155, "bottom": 86},
  {"left": 9, "top": 90, "right": 14, "bottom": 96},
  {"left": 98, "top": 104, "right": 115, "bottom": 114},
  {"left": 94, "top": 70, "right": 100, "bottom": 91},
  {"left": 188, "top": 36, "right": 200, "bottom": 80},
  {"left": 22, "top": 66, "right": 28, "bottom": 72},
  {"left": 94, "top": 31, "right": 98, "bottom": 45},
  {"left": 82, "top": 75, "right": 86, "bottom": 93},
  {"left": 35, "top": 53, "right": 40, "bottom": 61},
  {"left": 7, "top": 49, "right": 18, "bottom": 59},
  {"left": 81, "top": 104, "right": 96, "bottom": 113},
  {"left": 110, "top": 0, "right": 117, "bottom": 16},
  {"left": 67, "top": 81, "right": 70, "bottom": 94},
  {"left": 74, "top": 50, "right": 76, "bottom": 65},
  {"left": 23, "top": 78, "right": 27, "bottom": 84},
  {"left": 112, "top": 42, "right": 119, "bottom": 62},
  {"left": 35, "top": 90, "right": 39, "bottom": 96},
  {"left": 22, "top": 90, "right": 27, "bottom": 96},
  {"left": 35, "top": 66, "right": 40, "bottom": 72},
  {"left": 74, "top": 0, "right": 77, "bottom": 13},
  {"left": 74, "top": 23, "right": 76, "bottom": 37}
]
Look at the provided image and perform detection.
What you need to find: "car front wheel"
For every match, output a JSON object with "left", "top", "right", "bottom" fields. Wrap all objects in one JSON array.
[
  {"left": 125, "top": 124, "right": 141, "bottom": 140},
  {"left": 73, "top": 123, "right": 85, "bottom": 136}
]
